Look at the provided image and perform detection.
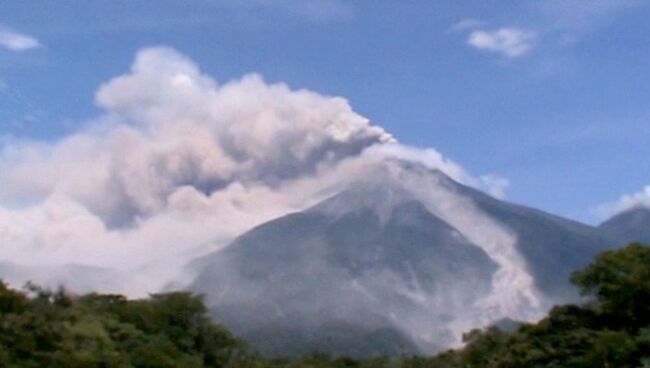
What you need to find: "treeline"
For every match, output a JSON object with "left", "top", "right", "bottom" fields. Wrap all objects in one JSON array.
[
  {"left": 1, "top": 243, "right": 649, "bottom": 367},
  {"left": 0, "top": 282, "right": 248, "bottom": 367}
]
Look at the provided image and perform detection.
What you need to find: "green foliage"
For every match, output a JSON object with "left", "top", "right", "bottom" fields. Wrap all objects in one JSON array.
[
  {"left": 0, "top": 284, "right": 246, "bottom": 367},
  {"left": 0, "top": 281, "right": 27, "bottom": 314},
  {"left": 1, "top": 243, "right": 649, "bottom": 367},
  {"left": 571, "top": 243, "right": 650, "bottom": 328}
]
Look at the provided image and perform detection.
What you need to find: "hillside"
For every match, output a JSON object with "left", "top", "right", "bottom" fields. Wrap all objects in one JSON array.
[{"left": 189, "top": 159, "right": 615, "bottom": 356}]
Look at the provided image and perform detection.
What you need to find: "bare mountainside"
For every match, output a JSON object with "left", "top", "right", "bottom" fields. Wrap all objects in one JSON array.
[{"left": 189, "top": 159, "right": 615, "bottom": 357}]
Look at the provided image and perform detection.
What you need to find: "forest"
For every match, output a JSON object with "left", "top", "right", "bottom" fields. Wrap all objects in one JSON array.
[{"left": 0, "top": 243, "right": 648, "bottom": 367}]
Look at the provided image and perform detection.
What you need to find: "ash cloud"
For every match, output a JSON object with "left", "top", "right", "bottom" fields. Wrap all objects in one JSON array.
[
  {"left": 3, "top": 47, "right": 393, "bottom": 228},
  {"left": 0, "top": 46, "right": 504, "bottom": 296}
]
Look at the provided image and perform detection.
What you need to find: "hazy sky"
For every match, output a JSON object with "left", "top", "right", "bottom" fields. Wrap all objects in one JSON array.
[{"left": 1, "top": 0, "right": 649, "bottom": 223}]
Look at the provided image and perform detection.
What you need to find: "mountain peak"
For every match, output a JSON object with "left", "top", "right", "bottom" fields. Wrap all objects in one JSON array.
[
  {"left": 309, "top": 158, "right": 460, "bottom": 223},
  {"left": 598, "top": 205, "right": 650, "bottom": 245},
  {"left": 607, "top": 205, "right": 650, "bottom": 219}
]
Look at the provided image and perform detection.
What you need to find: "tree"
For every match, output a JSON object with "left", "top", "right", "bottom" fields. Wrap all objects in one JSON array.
[{"left": 571, "top": 243, "right": 650, "bottom": 329}]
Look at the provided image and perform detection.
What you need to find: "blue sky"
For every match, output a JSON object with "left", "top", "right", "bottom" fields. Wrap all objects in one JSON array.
[{"left": 1, "top": 0, "right": 649, "bottom": 223}]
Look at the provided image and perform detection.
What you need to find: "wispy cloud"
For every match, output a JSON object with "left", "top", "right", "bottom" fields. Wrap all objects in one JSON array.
[
  {"left": 220, "top": 0, "right": 354, "bottom": 23},
  {"left": 540, "top": 0, "right": 646, "bottom": 32},
  {"left": 467, "top": 27, "right": 537, "bottom": 58},
  {"left": 449, "top": 18, "right": 483, "bottom": 33},
  {"left": 0, "top": 25, "right": 41, "bottom": 51},
  {"left": 537, "top": 0, "right": 648, "bottom": 45}
]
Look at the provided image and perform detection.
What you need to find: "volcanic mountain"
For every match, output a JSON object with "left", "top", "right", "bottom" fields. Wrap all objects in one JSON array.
[
  {"left": 597, "top": 206, "right": 650, "bottom": 245},
  {"left": 189, "top": 159, "right": 615, "bottom": 357}
]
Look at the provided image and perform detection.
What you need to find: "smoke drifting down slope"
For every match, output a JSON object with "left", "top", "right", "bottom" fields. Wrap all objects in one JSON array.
[
  {"left": 0, "top": 47, "right": 505, "bottom": 296},
  {"left": 190, "top": 159, "right": 613, "bottom": 356}
]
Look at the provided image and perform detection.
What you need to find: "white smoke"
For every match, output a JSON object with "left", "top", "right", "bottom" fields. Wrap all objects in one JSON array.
[
  {"left": 0, "top": 46, "right": 510, "bottom": 298},
  {"left": 3, "top": 47, "right": 393, "bottom": 227},
  {"left": 377, "top": 144, "right": 510, "bottom": 198},
  {"left": 596, "top": 185, "right": 650, "bottom": 218},
  {"left": 377, "top": 161, "right": 544, "bottom": 344}
]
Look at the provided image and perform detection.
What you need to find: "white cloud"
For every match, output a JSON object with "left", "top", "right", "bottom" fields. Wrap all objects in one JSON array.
[
  {"left": 596, "top": 185, "right": 650, "bottom": 218},
  {"left": 453, "top": 0, "right": 646, "bottom": 58},
  {"left": 0, "top": 46, "right": 506, "bottom": 296},
  {"left": 467, "top": 27, "right": 537, "bottom": 58},
  {"left": 0, "top": 26, "right": 40, "bottom": 51},
  {"left": 449, "top": 18, "right": 483, "bottom": 32}
]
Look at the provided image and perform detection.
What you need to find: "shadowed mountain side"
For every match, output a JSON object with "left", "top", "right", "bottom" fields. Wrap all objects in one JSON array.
[
  {"left": 237, "top": 319, "right": 421, "bottom": 357},
  {"left": 191, "top": 200, "right": 496, "bottom": 356},
  {"left": 597, "top": 206, "right": 650, "bottom": 245}
]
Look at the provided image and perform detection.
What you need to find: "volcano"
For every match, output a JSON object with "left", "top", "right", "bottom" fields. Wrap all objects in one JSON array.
[{"left": 189, "top": 159, "right": 615, "bottom": 357}]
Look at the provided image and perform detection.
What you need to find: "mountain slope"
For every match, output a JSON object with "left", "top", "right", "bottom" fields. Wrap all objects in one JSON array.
[
  {"left": 189, "top": 159, "right": 615, "bottom": 357},
  {"left": 191, "top": 201, "right": 496, "bottom": 356},
  {"left": 450, "top": 179, "right": 614, "bottom": 301},
  {"left": 597, "top": 206, "right": 650, "bottom": 245}
]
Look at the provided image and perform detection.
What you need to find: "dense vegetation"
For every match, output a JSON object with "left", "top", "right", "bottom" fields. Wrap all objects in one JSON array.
[
  {"left": 0, "top": 284, "right": 249, "bottom": 367},
  {"left": 0, "top": 243, "right": 649, "bottom": 367}
]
